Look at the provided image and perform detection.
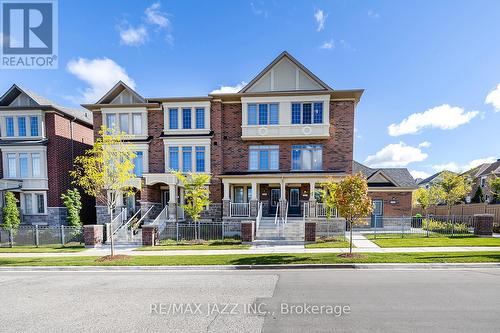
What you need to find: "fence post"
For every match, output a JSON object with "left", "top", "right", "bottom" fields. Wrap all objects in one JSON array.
[
  {"left": 451, "top": 216, "right": 455, "bottom": 237},
  {"left": 374, "top": 218, "right": 377, "bottom": 239},
  {"left": 222, "top": 221, "right": 225, "bottom": 241},
  {"left": 9, "top": 227, "right": 13, "bottom": 248},
  {"left": 35, "top": 225, "right": 39, "bottom": 247},
  {"left": 176, "top": 223, "right": 179, "bottom": 242},
  {"left": 401, "top": 216, "right": 404, "bottom": 239},
  {"left": 60, "top": 225, "right": 65, "bottom": 246},
  {"left": 426, "top": 214, "right": 429, "bottom": 238}
]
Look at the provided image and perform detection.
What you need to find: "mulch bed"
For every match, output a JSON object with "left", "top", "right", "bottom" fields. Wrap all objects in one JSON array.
[{"left": 95, "top": 255, "right": 131, "bottom": 262}]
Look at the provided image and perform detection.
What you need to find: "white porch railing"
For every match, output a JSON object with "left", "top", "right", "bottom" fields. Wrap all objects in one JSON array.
[
  {"left": 230, "top": 202, "right": 250, "bottom": 217},
  {"left": 152, "top": 205, "right": 168, "bottom": 225}
]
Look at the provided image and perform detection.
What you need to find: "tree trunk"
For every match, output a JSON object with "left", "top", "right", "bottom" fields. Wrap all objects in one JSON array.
[
  {"left": 349, "top": 220, "right": 353, "bottom": 254},
  {"left": 109, "top": 208, "right": 115, "bottom": 257}
]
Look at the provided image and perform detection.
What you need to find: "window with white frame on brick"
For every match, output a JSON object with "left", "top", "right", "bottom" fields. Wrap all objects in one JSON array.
[
  {"left": 249, "top": 145, "right": 279, "bottom": 171},
  {"left": 3, "top": 115, "right": 41, "bottom": 137}
]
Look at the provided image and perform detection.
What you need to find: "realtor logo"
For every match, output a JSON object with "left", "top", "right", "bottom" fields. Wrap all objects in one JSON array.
[{"left": 1, "top": 0, "right": 58, "bottom": 69}]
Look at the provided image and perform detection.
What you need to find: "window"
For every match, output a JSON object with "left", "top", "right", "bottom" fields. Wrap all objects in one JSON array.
[
  {"left": 313, "top": 103, "right": 323, "bottom": 123},
  {"left": 133, "top": 151, "right": 143, "bottom": 176},
  {"left": 291, "top": 145, "right": 323, "bottom": 171},
  {"left": 234, "top": 186, "right": 244, "bottom": 203},
  {"left": 36, "top": 193, "right": 45, "bottom": 214},
  {"left": 182, "top": 147, "right": 192, "bottom": 172},
  {"left": 182, "top": 108, "right": 191, "bottom": 129},
  {"left": 6, "top": 117, "right": 14, "bottom": 136},
  {"left": 249, "top": 146, "right": 279, "bottom": 171},
  {"left": 291, "top": 103, "right": 301, "bottom": 124},
  {"left": 195, "top": 108, "right": 205, "bottom": 129},
  {"left": 291, "top": 102, "right": 324, "bottom": 124},
  {"left": 31, "top": 153, "right": 41, "bottom": 177},
  {"left": 169, "top": 147, "right": 179, "bottom": 170},
  {"left": 132, "top": 114, "right": 142, "bottom": 135},
  {"left": 19, "top": 153, "right": 28, "bottom": 177},
  {"left": 7, "top": 153, "right": 16, "bottom": 177},
  {"left": 24, "top": 194, "right": 32, "bottom": 214},
  {"left": 481, "top": 177, "right": 487, "bottom": 188},
  {"left": 169, "top": 108, "right": 178, "bottom": 129},
  {"left": 17, "top": 117, "right": 26, "bottom": 136},
  {"left": 119, "top": 114, "right": 129, "bottom": 133},
  {"left": 106, "top": 114, "right": 116, "bottom": 130},
  {"left": 248, "top": 104, "right": 257, "bottom": 125},
  {"left": 248, "top": 103, "right": 279, "bottom": 125},
  {"left": 195, "top": 146, "right": 205, "bottom": 172},
  {"left": 30, "top": 116, "right": 39, "bottom": 136}
]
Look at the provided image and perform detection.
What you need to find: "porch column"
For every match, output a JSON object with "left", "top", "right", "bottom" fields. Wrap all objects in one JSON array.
[
  {"left": 279, "top": 180, "right": 287, "bottom": 218},
  {"left": 222, "top": 181, "right": 231, "bottom": 217},
  {"left": 308, "top": 182, "right": 317, "bottom": 218},
  {"left": 249, "top": 181, "right": 259, "bottom": 217},
  {"left": 167, "top": 185, "right": 177, "bottom": 220}
]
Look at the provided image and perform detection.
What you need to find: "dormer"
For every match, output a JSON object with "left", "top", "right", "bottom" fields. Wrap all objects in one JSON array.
[{"left": 238, "top": 52, "right": 332, "bottom": 140}]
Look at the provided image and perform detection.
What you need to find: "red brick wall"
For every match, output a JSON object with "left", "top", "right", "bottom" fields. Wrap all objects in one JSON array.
[
  {"left": 148, "top": 109, "right": 165, "bottom": 173},
  {"left": 368, "top": 191, "right": 413, "bottom": 217},
  {"left": 210, "top": 101, "right": 224, "bottom": 202},
  {"left": 46, "top": 113, "right": 94, "bottom": 221},
  {"left": 217, "top": 100, "right": 355, "bottom": 174}
]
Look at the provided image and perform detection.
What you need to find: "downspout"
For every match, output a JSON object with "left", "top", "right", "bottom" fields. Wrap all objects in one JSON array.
[{"left": 70, "top": 116, "right": 76, "bottom": 168}]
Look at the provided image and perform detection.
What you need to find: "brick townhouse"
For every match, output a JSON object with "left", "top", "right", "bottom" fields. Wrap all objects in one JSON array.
[
  {"left": 85, "top": 51, "right": 415, "bottom": 226},
  {"left": 0, "top": 84, "right": 94, "bottom": 226}
]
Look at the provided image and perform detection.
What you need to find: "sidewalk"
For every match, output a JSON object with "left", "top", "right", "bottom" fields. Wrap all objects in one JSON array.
[{"left": 0, "top": 245, "right": 499, "bottom": 258}]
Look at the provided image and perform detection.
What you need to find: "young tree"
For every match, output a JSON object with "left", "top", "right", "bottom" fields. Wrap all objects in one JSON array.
[
  {"left": 413, "top": 186, "right": 444, "bottom": 216},
  {"left": 173, "top": 171, "right": 211, "bottom": 240},
  {"left": 324, "top": 174, "right": 373, "bottom": 254},
  {"left": 2, "top": 191, "right": 20, "bottom": 230},
  {"left": 61, "top": 188, "right": 82, "bottom": 228},
  {"left": 471, "top": 186, "right": 485, "bottom": 203},
  {"left": 70, "top": 126, "right": 136, "bottom": 256},
  {"left": 490, "top": 177, "right": 500, "bottom": 203},
  {"left": 320, "top": 181, "right": 337, "bottom": 219},
  {"left": 435, "top": 171, "right": 471, "bottom": 219}
]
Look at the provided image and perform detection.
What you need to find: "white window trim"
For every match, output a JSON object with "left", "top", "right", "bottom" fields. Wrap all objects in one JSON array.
[
  {"left": 128, "top": 143, "right": 149, "bottom": 175},
  {"left": 163, "top": 138, "right": 211, "bottom": 174},
  {"left": 20, "top": 191, "right": 47, "bottom": 215},
  {"left": 162, "top": 101, "right": 211, "bottom": 135},
  {"left": 101, "top": 107, "right": 148, "bottom": 138},
  {"left": 1, "top": 146, "right": 48, "bottom": 180},
  {"left": 0, "top": 111, "right": 44, "bottom": 139},
  {"left": 480, "top": 176, "right": 487, "bottom": 188}
]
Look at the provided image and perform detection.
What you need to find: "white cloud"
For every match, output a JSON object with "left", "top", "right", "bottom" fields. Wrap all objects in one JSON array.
[
  {"left": 250, "top": 2, "right": 268, "bottom": 18},
  {"left": 364, "top": 142, "right": 429, "bottom": 167},
  {"left": 485, "top": 83, "right": 500, "bottom": 112},
  {"left": 119, "top": 26, "right": 148, "bottom": 46},
  {"left": 314, "top": 9, "right": 327, "bottom": 31},
  {"left": 367, "top": 10, "right": 380, "bottom": 19},
  {"left": 210, "top": 81, "right": 247, "bottom": 94},
  {"left": 320, "top": 39, "right": 334, "bottom": 50},
  {"left": 418, "top": 141, "right": 431, "bottom": 148},
  {"left": 388, "top": 104, "right": 479, "bottom": 136},
  {"left": 66, "top": 58, "right": 136, "bottom": 103},
  {"left": 432, "top": 157, "right": 497, "bottom": 173},
  {"left": 145, "top": 2, "right": 170, "bottom": 28},
  {"left": 410, "top": 170, "right": 431, "bottom": 180}
]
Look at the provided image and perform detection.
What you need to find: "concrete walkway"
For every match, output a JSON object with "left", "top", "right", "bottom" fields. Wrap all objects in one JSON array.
[
  {"left": 0, "top": 245, "right": 500, "bottom": 258},
  {"left": 347, "top": 233, "right": 380, "bottom": 248}
]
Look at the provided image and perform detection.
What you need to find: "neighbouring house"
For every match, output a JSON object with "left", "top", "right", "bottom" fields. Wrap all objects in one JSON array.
[
  {"left": 417, "top": 171, "right": 453, "bottom": 189},
  {"left": 462, "top": 159, "right": 500, "bottom": 204},
  {"left": 0, "top": 84, "right": 94, "bottom": 226},
  {"left": 85, "top": 51, "right": 415, "bottom": 228}
]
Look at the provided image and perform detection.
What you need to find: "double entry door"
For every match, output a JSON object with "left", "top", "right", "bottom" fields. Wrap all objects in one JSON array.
[{"left": 268, "top": 187, "right": 301, "bottom": 216}]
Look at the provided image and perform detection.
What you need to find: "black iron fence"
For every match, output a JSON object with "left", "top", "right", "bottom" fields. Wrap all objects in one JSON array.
[{"left": 0, "top": 225, "right": 83, "bottom": 247}]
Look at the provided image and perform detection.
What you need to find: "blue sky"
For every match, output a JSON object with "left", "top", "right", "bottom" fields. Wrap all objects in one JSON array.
[{"left": 1, "top": 0, "right": 499, "bottom": 179}]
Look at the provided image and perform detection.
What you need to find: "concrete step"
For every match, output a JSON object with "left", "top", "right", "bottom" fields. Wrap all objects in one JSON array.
[{"left": 252, "top": 240, "right": 305, "bottom": 246}]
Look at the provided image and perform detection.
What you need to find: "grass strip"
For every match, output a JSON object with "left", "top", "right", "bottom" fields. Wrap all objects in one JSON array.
[
  {"left": 0, "top": 245, "right": 86, "bottom": 253},
  {"left": 365, "top": 234, "right": 500, "bottom": 248}
]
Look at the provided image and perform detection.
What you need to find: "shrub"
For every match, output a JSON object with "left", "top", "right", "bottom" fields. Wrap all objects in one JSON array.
[
  {"left": 414, "top": 213, "right": 422, "bottom": 218},
  {"left": 2, "top": 192, "right": 20, "bottom": 230},
  {"left": 61, "top": 188, "right": 82, "bottom": 228},
  {"left": 422, "top": 219, "right": 470, "bottom": 234}
]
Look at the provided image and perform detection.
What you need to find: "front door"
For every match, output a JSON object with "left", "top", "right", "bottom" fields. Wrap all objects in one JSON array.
[
  {"left": 269, "top": 188, "right": 280, "bottom": 215},
  {"left": 371, "top": 199, "right": 383, "bottom": 228},
  {"left": 162, "top": 190, "right": 170, "bottom": 208},
  {"left": 287, "top": 188, "right": 301, "bottom": 216}
]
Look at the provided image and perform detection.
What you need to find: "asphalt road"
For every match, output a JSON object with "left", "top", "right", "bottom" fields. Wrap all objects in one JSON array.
[{"left": 0, "top": 268, "right": 499, "bottom": 332}]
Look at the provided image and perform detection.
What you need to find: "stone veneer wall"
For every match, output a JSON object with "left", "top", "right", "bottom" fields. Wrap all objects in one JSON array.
[{"left": 21, "top": 207, "right": 68, "bottom": 226}]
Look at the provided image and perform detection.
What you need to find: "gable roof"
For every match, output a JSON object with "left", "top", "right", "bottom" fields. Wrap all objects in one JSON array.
[
  {"left": 417, "top": 171, "right": 450, "bottom": 186},
  {"left": 96, "top": 81, "right": 146, "bottom": 104},
  {"left": 0, "top": 84, "right": 92, "bottom": 125},
  {"left": 239, "top": 51, "right": 333, "bottom": 93},
  {"left": 353, "top": 161, "right": 416, "bottom": 188}
]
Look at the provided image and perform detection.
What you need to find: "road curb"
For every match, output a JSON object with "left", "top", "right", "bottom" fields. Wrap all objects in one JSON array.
[{"left": 0, "top": 263, "right": 500, "bottom": 271}]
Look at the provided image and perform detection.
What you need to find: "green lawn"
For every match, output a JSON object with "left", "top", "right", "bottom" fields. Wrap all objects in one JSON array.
[
  {"left": 137, "top": 239, "right": 251, "bottom": 251},
  {"left": 0, "top": 245, "right": 86, "bottom": 253},
  {"left": 0, "top": 252, "right": 499, "bottom": 266},
  {"left": 365, "top": 234, "right": 500, "bottom": 248},
  {"left": 305, "top": 237, "right": 351, "bottom": 249}
]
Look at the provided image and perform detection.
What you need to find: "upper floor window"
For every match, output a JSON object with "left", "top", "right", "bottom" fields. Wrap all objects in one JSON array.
[
  {"left": 132, "top": 114, "right": 142, "bottom": 135},
  {"left": 182, "top": 147, "right": 192, "bottom": 172},
  {"left": 291, "top": 102, "right": 324, "bottom": 124},
  {"left": 182, "top": 108, "right": 192, "bottom": 129},
  {"left": 5, "top": 152, "right": 42, "bottom": 178},
  {"left": 248, "top": 103, "right": 279, "bottom": 125},
  {"left": 106, "top": 114, "right": 117, "bottom": 130},
  {"left": 133, "top": 151, "right": 143, "bottom": 177},
  {"left": 119, "top": 114, "right": 129, "bottom": 133},
  {"left": 105, "top": 112, "right": 144, "bottom": 135},
  {"left": 195, "top": 108, "right": 205, "bottom": 129},
  {"left": 7, "top": 153, "right": 16, "bottom": 177},
  {"left": 169, "top": 108, "right": 178, "bottom": 130},
  {"left": 169, "top": 147, "right": 179, "bottom": 170},
  {"left": 168, "top": 145, "right": 208, "bottom": 173},
  {"left": 5, "top": 117, "right": 14, "bottom": 136},
  {"left": 249, "top": 145, "right": 279, "bottom": 171},
  {"left": 18, "top": 117, "right": 26, "bottom": 136},
  {"left": 30, "top": 117, "right": 39, "bottom": 136},
  {"left": 480, "top": 177, "right": 487, "bottom": 188},
  {"left": 195, "top": 146, "right": 205, "bottom": 172},
  {"left": 291, "top": 145, "right": 323, "bottom": 171}
]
